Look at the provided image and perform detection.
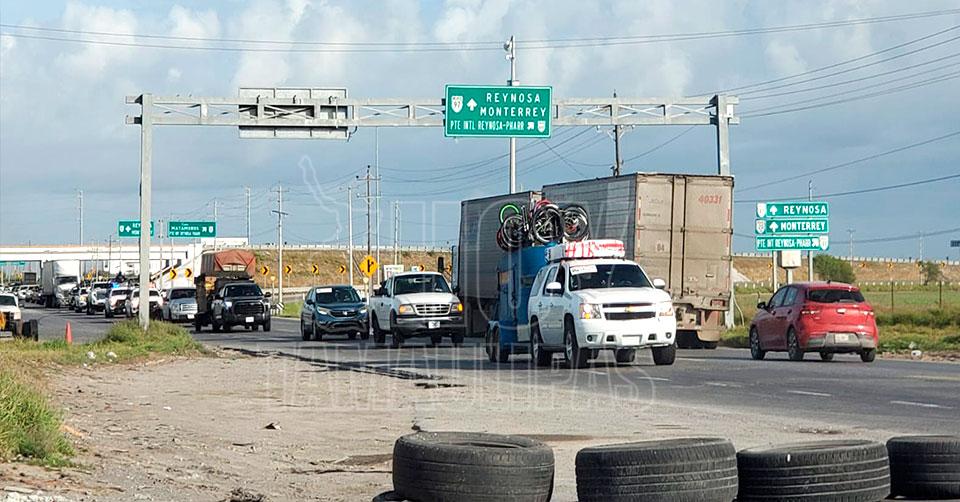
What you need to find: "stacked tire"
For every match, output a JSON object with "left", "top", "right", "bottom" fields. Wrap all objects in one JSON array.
[
  {"left": 888, "top": 435, "right": 960, "bottom": 500},
  {"left": 737, "top": 440, "right": 890, "bottom": 501},
  {"left": 392, "top": 432, "right": 554, "bottom": 502},
  {"left": 575, "top": 438, "right": 738, "bottom": 502}
]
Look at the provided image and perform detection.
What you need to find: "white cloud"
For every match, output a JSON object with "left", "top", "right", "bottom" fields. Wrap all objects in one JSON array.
[
  {"left": 167, "top": 67, "right": 182, "bottom": 82},
  {"left": 228, "top": 0, "right": 311, "bottom": 90},
  {"left": 168, "top": 5, "right": 221, "bottom": 40},
  {"left": 765, "top": 40, "right": 807, "bottom": 76},
  {"left": 55, "top": 2, "right": 139, "bottom": 79}
]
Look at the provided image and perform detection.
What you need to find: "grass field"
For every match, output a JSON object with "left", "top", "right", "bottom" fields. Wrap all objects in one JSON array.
[{"left": 0, "top": 321, "right": 205, "bottom": 466}]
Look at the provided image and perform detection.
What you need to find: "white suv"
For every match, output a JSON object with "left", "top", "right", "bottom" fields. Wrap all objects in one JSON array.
[
  {"left": 370, "top": 272, "right": 465, "bottom": 348},
  {"left": 527, "top": 242, "right": 677, "bottom": 368}
]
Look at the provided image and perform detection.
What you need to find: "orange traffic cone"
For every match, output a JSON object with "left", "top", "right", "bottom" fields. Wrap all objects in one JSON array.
[{"left": 65, "top": 322, "right": 73, "bottom": 345}]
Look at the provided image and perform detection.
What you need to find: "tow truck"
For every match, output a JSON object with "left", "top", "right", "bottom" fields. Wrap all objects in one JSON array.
[{"left": 486, "top": 239, "right": 677, "bottom": 368}]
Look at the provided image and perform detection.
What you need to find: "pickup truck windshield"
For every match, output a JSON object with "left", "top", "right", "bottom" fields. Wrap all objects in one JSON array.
[
  {"left": 224, "top": 284, "right": 263, "bottom": 298},
  {"left": 316, "top": 287, "right": 360, "bottom": 304},
  {"left": 0, "top": 296, "right": 16, "bottom": 306},
  {"left": 806, "top": 289, "right": 865, "bottom": 303},
  {"left": 569, "top": 264, "right": 652, "bottom": 291},
  {"left": 394, "top": 275, "right": 450, "bottom": 295},
  {"left": 169, "top": 289, "right": 194, "bottom": 300}
]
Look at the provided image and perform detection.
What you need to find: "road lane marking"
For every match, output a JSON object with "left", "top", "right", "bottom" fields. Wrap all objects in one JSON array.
[
  {"left": 706, "top": 382, "right": 742, "bottom": 388},
  {"left": 787, "top": 390, "right": 832, "bottom": 397},
  {"left": 890, "top": 400, "right": 953, "bottom": 409},
  {"left": 640, "top": 376, "right": 671, "bottom": 382},
  {"left": 586, "top": 370, "right": 607, "bottom": 376}
]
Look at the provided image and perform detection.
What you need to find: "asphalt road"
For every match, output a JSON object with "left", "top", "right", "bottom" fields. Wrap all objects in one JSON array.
[{"left": 18, "top": 305, "right": 960, "bottom": 434}]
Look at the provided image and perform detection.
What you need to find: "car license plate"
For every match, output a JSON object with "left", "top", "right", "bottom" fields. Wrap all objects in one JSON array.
[
  {"left": 187, "top": 314, "right": 194, "bottom": 320},
  {"left": 835, "top": 333, "right": 852, "bottom": 342},
  {"left": 245, "top": 316, "right": 254, "bottom": 323},
  {"left": 428, "top": 320, "right": 440, "bottom": 329}
]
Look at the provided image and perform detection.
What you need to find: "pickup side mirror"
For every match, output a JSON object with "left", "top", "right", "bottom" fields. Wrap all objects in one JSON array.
[
  {"left": 652, "top": 278, "right": 667, "bottom": 289},
  {"left": 757, "top": 301, "right": 767, "bottom": 310},
  {"left": 264, "top": 292, "right": 272, "bottom": 298},
  {"left": 304, "top": 298, "right": 314, "bottom": 306},
  {"left": 545, "top": 282, "right": 562, "bottom": 294}
]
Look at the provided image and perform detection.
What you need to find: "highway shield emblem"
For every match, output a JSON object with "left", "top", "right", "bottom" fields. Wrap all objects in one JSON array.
[
  {"left": 450, "top": 95, "right": 463, "bottom": 113},
  {"left": 537, "top": 120, "right": 546, "bottom": 133},
  {"left": 756, "top": 203, "right": 767, "bottom": 218},
  {"left": 755, "top": 220, "right": 766, "bottom": 234}
]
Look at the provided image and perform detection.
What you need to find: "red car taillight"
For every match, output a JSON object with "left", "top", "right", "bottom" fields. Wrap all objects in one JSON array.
[{"left": 800, "top": 304, "right": 820, "bottom": 316}]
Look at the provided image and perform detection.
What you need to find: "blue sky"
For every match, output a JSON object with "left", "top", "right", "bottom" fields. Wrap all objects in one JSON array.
[{"left": 1, "top": 0, "right": 959, "bottom": 260}]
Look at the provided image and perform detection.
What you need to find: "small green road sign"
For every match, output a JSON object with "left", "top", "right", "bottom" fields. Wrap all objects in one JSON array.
[
  {"left": 756, "top": 201, "right": 829, "bottom": 218},
  {"left": 0, "top": 261, "right": 26, "bottom": 266},
  {"left": 755, "top": 218, "right": 829, "bottom": 235},
  {"left": 168, "top": 221, "right": 216, "bottom": 238},
  {"left": 444, "top": 85, "right": 552, "bottom": 138},
  {"left": 118, "top": 220, "right": 154, "bottom": 238},
  {"left": 756, "top": 235, "right": 830, "bottom": 251}
]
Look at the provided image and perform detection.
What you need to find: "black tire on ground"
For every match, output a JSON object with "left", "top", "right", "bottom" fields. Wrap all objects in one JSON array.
[
  {"left": 614, "top": 349, "right": 636, "bottom": 364},
  {"left": 530, "top": 322, "right": 552, "bottom": 367},
  {"left": 576, "top": 437, "right": 738, "bottom": 502},
  {"left": 563, "top": 319, "right": 589, "bottom": 369},
  {"left": 887, "top": 435, "right": 960, "bottom": 500},
  {"left": 486, "top": 328, "right": 497, "bottom": 363},
  {"left": 262, "top": 318, "right": 271, "bottom": 332},
  {"left": 393, "top": 431, "right": 554, "bottom": 502},
  {"left": 312, "top": 322, "right": 321, "bottom": 341},
  {"left": 860, "top": 348, "right": 876, "bottom": 363},
  {"left": 372, "top": 314, "right": 386, "bottom": 345},
  {"left": 301, "top": 321, "right": 310, "bottom": 341},
  {"left": 787, "top": 328, "right": 804, "bottom": 361},
  {"left": 651, "top": 344, "right": 676, "bottom": 366},
  {"left": 749, "top": 327, "right": 766, "bottom": 360},
  {"left": 737, "top": 440, "right": 890, "bottom": 502},
  {"left": 390, "top": 313, "right": 403, "bottom": 349},
  {"left": 702, "top": 341, "right": 719, "bottom": 349},
  {"left": 820, "top": 351, "right": 835, "bottom": 361}
]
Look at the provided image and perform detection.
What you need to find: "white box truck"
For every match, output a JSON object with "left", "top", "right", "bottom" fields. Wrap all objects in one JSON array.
[{"left": 40, "top": 260, "right": 81, "bottom": 308}]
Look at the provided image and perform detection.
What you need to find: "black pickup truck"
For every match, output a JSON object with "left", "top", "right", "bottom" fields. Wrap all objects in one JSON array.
[{"left": 195, "top": 275, "right": 271, "bottom": 332}]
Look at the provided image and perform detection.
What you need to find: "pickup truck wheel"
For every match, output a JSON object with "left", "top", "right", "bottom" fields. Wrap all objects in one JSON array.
[
  {"left": 563, "top": 320, "right": 589, "bottom": 369},
  {"left": 576, "top": 438, "right": 737, "bottom": 502},
  {"left": 372, "top": 314, "right": 386, "bottom": 345},
  {"left": 530, "top": 323, "right": 552, "bottom": 367},
  {"left": 300, "top": 321, "right": 310, "bottom": 341},
  {"left": 651, "top": 344, "right": 676, "bottom": 365},
  {"left": 787, "top": 328, "right": 804, "bottom": 361},
  {"left": 390, "top": 313, "right": 403, "bottom": 349},
  {"left": 860, "top": 348, "right": 876, "bottom": 363},
  {"left": 393, "top": 431, "right": 554, "bottom": 502},
  {"left": 887, "top": 435, "right": 960, "bottom": 500},
  {"left": 614, "top": 349, "right": 636, "bottom": 364},
  {"left": 749, "top": 327, "right": 766, "bottom": 360},
  {"left": 738, "top": 440, "right": 890, "bottom": 502}
]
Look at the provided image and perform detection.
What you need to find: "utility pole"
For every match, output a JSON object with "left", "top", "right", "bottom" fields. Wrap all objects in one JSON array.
[
  {"left": 848, "top": 229, "right": 855, "bottom": 267},
  {"left": 505, "top": 35, "right": 518, "bottom": 193},
  {"left": 375, "top": 127, "right": 382, "bottom": 283},
  {"left": 347, "top": 185, "right": 355, "bottom": 287},
  {"left": 108, "top": 234, "right": 113, "bottom": 278},
  {"left": 212, "top": 198, "right": 219, "bottom": 251},
  {"left": 613, "top": 91, "right": 623, "bottom": 176},
  {"left": 808, "top": 181, "right": 814, "bottom": 281},
  {"left": 394, "top": 201, "right": 400, "bottom": 265},
  {"left": 272, "top": 185, "right": 288, "bottom": 306},
  {"left": 347, "top": 185, "right": 354, "bottom": 288},
  {"left": 159, "top": 218, "right": 165, "bottom": 291},
  {"left": 77, "top": 189, "right": 84, "bottom": 245},
  {"left": 244, "top": 186, "right": 251, "bottom": 244},
  {"left": 358, "top": 166, "right": 377, "bottom": 300}
]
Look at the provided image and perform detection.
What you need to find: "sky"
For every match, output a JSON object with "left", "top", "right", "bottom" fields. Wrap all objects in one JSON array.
[{"left": 1, "top": 0, "right": 959, "bottom": 260}]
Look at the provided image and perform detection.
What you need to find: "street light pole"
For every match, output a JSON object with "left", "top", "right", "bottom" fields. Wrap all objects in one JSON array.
[{"left": 505, "top": 35, "right": 518, "bottom": 194}]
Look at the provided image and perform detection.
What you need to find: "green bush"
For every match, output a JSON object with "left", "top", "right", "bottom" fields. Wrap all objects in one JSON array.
[
  {"left": 876, "top": 309, "right": 960, "bottom": 328},
  {"left": 813, "top": 254, "right": 856, "bottom": 283},
  {"left": 0, "top": 370, "right": 73, "bottom": 466}
]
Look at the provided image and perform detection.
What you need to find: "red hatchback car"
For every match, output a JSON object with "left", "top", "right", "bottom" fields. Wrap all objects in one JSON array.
[{"left": 749, "top": 282, "right": 878, "bottom": 362}]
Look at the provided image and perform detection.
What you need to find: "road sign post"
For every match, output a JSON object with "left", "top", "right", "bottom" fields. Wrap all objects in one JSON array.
[
  {"left": 444, "top": 85, "right": 552, "bottom": 138},
  {"left": 168, "top": 221, "right": 216, "bottom": 238}
]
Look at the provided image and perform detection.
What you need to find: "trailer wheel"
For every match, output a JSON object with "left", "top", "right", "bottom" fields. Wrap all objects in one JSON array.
[
  {"left": 576, "top": 438, "right": 738, "bottom": 502},
  {"left": 887, "top": 435, "right": 960, "bottom": 500},
  {"left": 738, "top": 440, "right": 890, "bottom": 502},
  {"left": 393, "top": 432, "right": 554, "bottom": 502}
]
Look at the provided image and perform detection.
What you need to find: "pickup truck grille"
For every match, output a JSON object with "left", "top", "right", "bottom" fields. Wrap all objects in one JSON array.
[
  {"left": 234, "top": 302, "right": 263, "bottom": 315},
  {"left": 606, "top": 311, "right": 656, "bottom": 321},
  {"left": 414, "top": 304, "right": 450, "bottom": 316},
  {"left": 179, "top": 303, "right": 198, "bottom": 313}
]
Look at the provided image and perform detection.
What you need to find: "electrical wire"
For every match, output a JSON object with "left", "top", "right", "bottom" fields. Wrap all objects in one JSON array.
[{"left": 736, "top": 172, "right": 960, "bottom": 203}]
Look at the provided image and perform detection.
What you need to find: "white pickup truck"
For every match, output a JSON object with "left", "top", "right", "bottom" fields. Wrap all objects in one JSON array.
[
  {"left": 526, "top": 240, "right": 677, "bottom": 368},
  {"left": 370, "top": 271, "right": 465, "bottom": 348}
]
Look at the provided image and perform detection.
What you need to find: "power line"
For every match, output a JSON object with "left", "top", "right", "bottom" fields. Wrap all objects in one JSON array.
[
  {"left": 736, "top": 171, "right": 960, "bottom": 203},
  {"left": 736, "top": 130, "right": 960, "bottom": 193},
  {"left": 624, "top": 126, "right": 697, "bottom": 164},
  {"left": 4, "top": 9, "right": 959, "bottom": 53}
]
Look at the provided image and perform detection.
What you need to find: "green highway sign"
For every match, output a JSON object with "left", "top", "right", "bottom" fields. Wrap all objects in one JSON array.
[
  {"left": 755, "top": 218, "right": 829, "bottom": 235},
  {"left": 756, "top": 235, "right": 830, "bottom": 252},
  {"left": 118, "top": 220, "right": 154, "bottom": 238},
  {"left": 168, "top": 221, "right": 216, "bottom": 238},
  {"left": 444, "top": 85, "right": 552, "bottom": 138},
  {"left": 0, "top": 261, "right": 26, "bottom": 266},
  {"left": 756, "top": 201, "right": 829, "bottom": 218}
]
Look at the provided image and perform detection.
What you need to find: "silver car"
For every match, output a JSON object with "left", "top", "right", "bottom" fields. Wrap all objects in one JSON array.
[{"left": 162, "top": 287, "right": 197, "bottom": 323}]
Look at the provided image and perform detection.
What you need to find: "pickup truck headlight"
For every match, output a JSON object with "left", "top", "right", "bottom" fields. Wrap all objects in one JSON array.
[
  {"left": 398, "top": 304, "right": 414, "bottom": 315},
  {"left": 223, "top": 300, "right": 233, "bottom": 309},
  {"left": 658, "top": 302, "right": 675, "bottom": 317},
  {"left": 316, "top": 306, "right": 331, "bottom": 316},
  {"left": 451, "top": 302, "right": 464, "bottom": 313},
  {"left": 579, "top": 303, "right": 602, "bottom": 320}
]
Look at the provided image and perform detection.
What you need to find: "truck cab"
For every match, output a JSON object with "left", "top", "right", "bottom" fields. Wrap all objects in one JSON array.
[
  {"left": 488, "top": 240, "right": 677, "bottom": 368},
  {"left": 370, "top": 272, "right": 464, "bottom": 348},
  {"left": 209, "top": 280, "right": 271, "bottom": 332}
]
